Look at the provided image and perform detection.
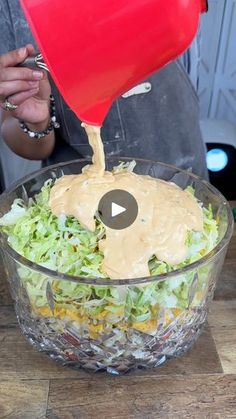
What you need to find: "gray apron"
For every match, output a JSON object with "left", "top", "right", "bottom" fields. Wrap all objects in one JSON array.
[{"left": 1, "top": 0, "right": 208, "bottom": 180}]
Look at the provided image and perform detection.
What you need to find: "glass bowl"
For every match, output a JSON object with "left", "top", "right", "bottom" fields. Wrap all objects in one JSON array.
[{"left": 0, "top": 158, "right": 233, "bottom": 374}]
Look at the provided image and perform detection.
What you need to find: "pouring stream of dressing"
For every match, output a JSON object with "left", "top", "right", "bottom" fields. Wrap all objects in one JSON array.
[{"left": 49, "top": 123, "right": 203, "bottom": 279}]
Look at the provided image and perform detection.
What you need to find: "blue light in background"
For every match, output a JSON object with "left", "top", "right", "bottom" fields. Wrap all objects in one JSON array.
[{"left": 207, "top": 148, "right": 228, "bottom": 172}]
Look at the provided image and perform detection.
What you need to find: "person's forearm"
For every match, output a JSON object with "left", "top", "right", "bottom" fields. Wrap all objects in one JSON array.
[{"left": 1, "top": 115, "right": 55, "bottom": 160}]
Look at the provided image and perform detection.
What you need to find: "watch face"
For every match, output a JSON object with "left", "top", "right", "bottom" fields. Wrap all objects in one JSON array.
[{"left": 206, "top": 143, "right": 236, "bottom": 200}]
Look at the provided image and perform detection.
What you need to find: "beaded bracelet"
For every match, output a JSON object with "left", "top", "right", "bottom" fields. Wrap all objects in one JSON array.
[{"left": 19, "top": 95, "right": 60, "bottom": 140}]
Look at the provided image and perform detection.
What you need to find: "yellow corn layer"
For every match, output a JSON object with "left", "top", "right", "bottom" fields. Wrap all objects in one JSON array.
[{"left": 33, "top": 303, "right": 185, "bottom": 339}]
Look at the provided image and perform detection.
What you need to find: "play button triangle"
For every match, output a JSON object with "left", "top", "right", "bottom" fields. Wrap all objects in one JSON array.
[
  {"left": 98, "top": 189, "right": 138, "bottom": 230},
  {"left": 111, "top": 202, "right": 126, "bottom": 218}
]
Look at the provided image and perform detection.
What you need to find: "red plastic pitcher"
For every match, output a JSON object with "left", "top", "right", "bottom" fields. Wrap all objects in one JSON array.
[{"left": 20, "top": 0, "right": 208, "bottom": 126}]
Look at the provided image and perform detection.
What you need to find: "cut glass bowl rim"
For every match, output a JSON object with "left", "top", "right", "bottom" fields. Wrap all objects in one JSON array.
[{"left": 0, "top": 158, "right": 234, "bottom": 286}]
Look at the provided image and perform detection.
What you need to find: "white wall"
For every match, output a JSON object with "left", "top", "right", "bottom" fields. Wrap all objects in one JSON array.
[{"left": 199, "top": 0, "right": 236, "bottom": 123}]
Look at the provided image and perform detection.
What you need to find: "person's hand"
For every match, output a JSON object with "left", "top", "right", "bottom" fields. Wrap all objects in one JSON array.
[{"left": 0, "top": 44, "right": 51, "bottom": 127}]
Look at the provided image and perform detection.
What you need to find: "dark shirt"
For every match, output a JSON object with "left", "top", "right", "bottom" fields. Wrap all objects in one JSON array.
[{"left": 0, "top": 0, "right": 208, "bottom": 179}]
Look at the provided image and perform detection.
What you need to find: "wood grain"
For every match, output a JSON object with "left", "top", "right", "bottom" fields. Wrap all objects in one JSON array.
[
  {"left": 47, "top": 375, "right": 236, "bottom": 419},
  {"left": 0, "top": 305, "right": 17, "bottom": 327},
  {"left": 214, "top": 263, "right": 236, "bottom": 300},
  {"left": 209, "top": 300, "right": 236, "bottom": 328},
  {"left": 0, "top": 380, "right": 49, "bottom": 419},
  {"left": 209, "top": 300, "right": 236, "bottom": 374},
  {"left": 0, "top": 257, "right": 12, "bottom": 306},
  {"left": 0, "top": 325, "right": 79, "bottom": 380}
]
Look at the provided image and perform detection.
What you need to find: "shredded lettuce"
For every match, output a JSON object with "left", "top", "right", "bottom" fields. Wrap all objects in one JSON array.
[
  {"left": 0, "top": 169, "right": 219, "bottom": 337},
  {"left": 1, "top": 180, "right": 106, "bottom": 278}
]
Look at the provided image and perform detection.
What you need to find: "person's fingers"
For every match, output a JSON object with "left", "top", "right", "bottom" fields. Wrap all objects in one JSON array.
[
  {"left": 25, "top": 44, "right": 35, "bottom": 56},
  {"left": 0, "top": 47, "right": 28, "bottom": 68},
  {"left": 0, "top": 67, "right": 44, "bottom": 82},
  {"left": 0, "top": 80, "right": 39, "bottom": 102},
  {"left": 6, "top": 87, "right": 39, "bottom": 107}
]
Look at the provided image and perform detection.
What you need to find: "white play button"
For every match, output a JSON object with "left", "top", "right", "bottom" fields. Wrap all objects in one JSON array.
[
  {"left": 98, "top": 189, "right": 138, "bottom": 230},
  {"left": 111, "top": 202, "right": 126, "bottom": 217}
]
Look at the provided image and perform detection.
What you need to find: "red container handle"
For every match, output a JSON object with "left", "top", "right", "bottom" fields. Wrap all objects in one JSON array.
[{"left": 201, "top": 0, "right": 208, "bottom": 13}]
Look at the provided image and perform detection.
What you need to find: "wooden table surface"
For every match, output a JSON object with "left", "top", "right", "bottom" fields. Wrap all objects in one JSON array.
[{"left": 0, "top": 203, "right": 235, "bottom": 419}]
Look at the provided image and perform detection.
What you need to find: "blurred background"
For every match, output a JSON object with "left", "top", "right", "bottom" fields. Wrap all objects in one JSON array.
[
  {"left": 0, "top": 0, "right": 235, "bottom": 199},
  {"left": 198, "top": 0, "right": 236, "bottom": 200}
]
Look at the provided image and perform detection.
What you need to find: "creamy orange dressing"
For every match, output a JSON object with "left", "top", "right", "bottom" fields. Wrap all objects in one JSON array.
[{"left": 49, "top": 123, "right": 203, "bottom": 279}]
